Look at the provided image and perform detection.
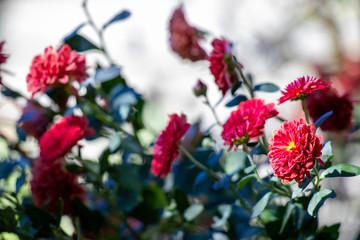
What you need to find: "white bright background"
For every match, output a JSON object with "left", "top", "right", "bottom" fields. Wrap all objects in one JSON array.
[{"left": 0, "top": 0, "right": 359, "bottom": 239}]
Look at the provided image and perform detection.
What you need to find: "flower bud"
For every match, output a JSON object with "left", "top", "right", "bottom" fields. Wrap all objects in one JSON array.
[{"left": 193, "top": 79, "right": 207, "bottom": 97}]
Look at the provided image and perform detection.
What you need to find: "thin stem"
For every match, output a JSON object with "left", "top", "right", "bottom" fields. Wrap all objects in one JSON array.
[
  {"left": 301, "top": 99, "right": 310, "bottom": 124},
  {"left": 235, "top": 66, "right": 254, "bottom": 98},
  {"left": 82, "top": 0, "right": 114, "bottom": 65},
  {"left": 312, "top": 160, "right": 321, "bottom": 191},
  {"left": 205, "top": 94, "right": 222, "bottom": 126},
  {"left": 258, "top": 137, "right": 269, "bottom": 154}
]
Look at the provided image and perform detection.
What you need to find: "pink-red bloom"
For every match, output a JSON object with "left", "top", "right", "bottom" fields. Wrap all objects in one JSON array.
[
  {"left": 169, "top": 5, "right": 207, "bottom": 62},
  {"left": 30, "top": 158, "right": 86, "bottom": 215},
  {"left": 208, "top": 38, "right": 238, "bottom": 96},
  {"left": 18, "top": 100, "right": 50, "bottom": 139},
  {"left": 151, "top": 113, "right": 190, "bottom": 178},
  {"left": 278, "top": 76, "right": 331, "bottom": 104},
  {"left": 222, "top": 98, "right": 278, "bottom": 150},
  {"left": 306, "top": 87, "right": 353, "bottom": 131},
  {"left": 268, "top": 118, "right": 324, "bottom": 184},
  {"left": 39, "top": 115, "right": 94, "bottom": 161},
  {"left": 0, "top": 41, "right": 8, "bottom": 84},
  {"left": 26, "top": 44, "right": 88, "bottom": 97}
]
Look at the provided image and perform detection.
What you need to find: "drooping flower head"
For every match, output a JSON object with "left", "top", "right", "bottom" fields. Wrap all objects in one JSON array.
[
  {"left": 0, "top": 41, "right": 9, "bottom": 84},
  {"left": 151, "top": 113, "right": 190, "bottom": 178},
  {"left": 39, "top": 115, "right": 94, "bottom": 161},
  {"left": 222, "top": 98, "right": 278, "bottom": 150},
  {"left": 30, "top": 158, "right": 86, "bottom": 216},
  {"left": 169, "top": 5, "right": 207, "bottom": 62},
  {"left": 278, "top": 76, "right": 331, "bottom": 104},
  {"left": 306, "top": 87, "right": 353, "bottom": 131},
  {"left": 208, "top": 38, "right": 238, "bottom": 96},
  {"left": 268, "top": 119, "right": 324, "bottom": 184},
  {"left": 18, "top": 100, "right": 50, "bottom": 139},
  {"left": 26, "top": 44, "right": 88, "bottom": 97}
]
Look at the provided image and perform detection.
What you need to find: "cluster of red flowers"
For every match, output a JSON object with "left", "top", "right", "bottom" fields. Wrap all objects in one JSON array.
[
  {"left": 26, "top": 44, "right": 88, "bottom": 97},
  {"left": 268, "top": 119, "right": 324, "bottom": 184},
  {"left": 30, "top": 158, "right": 86, "bottom": 215},
  {"left": 169, "top": 5, "right": 207, "bottom": 62},
  {"left": 208, "top": 38, "right": 238, "bottom": 96},
  {"left": 151, "top": 113, "right": 190, "bottom": 178},
  {"left": 221, "top": 98, "right": 278, "bottom": 150}
]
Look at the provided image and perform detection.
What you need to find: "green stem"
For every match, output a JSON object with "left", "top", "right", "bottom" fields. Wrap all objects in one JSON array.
[
  {"left": 301, "top": 99, "right": 310, "bottom": 124},
  {"left": 205, "top": 94, "right": 222, "bottom": 126},
  {"left": 258, "top": 137, "right": 269, "bottom": 154},
  {"left": 312, "top": 160, "right": 321, "bottom": 191},
  {"left": 235, "top": 66, "right": 254, "bottom": 98},
  {"left": 179, "top": 146, "right": 251, "bottom": 211}
]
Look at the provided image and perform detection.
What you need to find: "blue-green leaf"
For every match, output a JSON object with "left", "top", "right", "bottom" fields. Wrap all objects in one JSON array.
[
  {"left": 320, "top": 140, "right": 333, "bottom": 164},
  {"left": 253, "top": 83, "right": 279, "bottom": 92},
  {"left": 184, "top": 203, "right": 204, "bottom": 221},
  {"left": 307, "top": 189, "right": 336, "bottom": 216},
  {"left": 103, "top": 10, "right": 131, "bottom": 30},
  {"left": 280, "top": 202, "right": 296, "bottom": 234},
  {"left": 251, "top": 192, "right": 272, "bottom": 218},
  {"left": 315, "top": 111, "right": 333, "bottom": 129},
  {"left": 64, "top": 34, "right": 100, "bottom": 52},
  {"left": 320, "top": 163, "right": 360, "bottom": 179},
  {"left": 237, "top": 174, "right": 255, "bottom": 190},
  {"left": 225, "top": 94, "right": 247, "bottom": 107}
]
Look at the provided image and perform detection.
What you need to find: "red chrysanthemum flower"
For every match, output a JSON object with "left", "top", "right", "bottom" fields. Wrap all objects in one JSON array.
[
  {"left": 0, "top": 41, "right": 9, "bottom": 84},
  {"left": 208, "top": 38, "right": 238, "bottom": 96},
  {"left": 268, "top": 118, "right": 324, "bottom": 184},
  {"left": 222, "top": 98, "right": 278, "bottom": 150},
  {"left": 151, "top": 113, "right": 190, "bottom": 178},
  {"left": 169, "top": 5, "right": 207, "bottom": 62},
  {"left": 306, "top": 87, "right": 353, "bottom": 131},
  {"left": 278, "top": 76, "right": 331, "bottom": 104},
  {"left": 18, "top": 100, "right": 50, "bottom": 139},
  {"left": 30, "top": 158, "right": 86, "bottom": 215},
  {"left": 39, "top": 115, "right": 94, "bottom": 161},
  {"left": 26, "top": 44, "right": 88, "bottom": 97}
]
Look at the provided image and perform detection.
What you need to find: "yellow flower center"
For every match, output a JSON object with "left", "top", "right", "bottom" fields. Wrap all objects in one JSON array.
[{"left": 285, "top": 141, "right": 296, "bottom": 152}]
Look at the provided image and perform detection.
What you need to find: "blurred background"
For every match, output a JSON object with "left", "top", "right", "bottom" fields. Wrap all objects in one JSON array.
[{"left": 0, "top": 0, "right": 359, "bottom": 239}]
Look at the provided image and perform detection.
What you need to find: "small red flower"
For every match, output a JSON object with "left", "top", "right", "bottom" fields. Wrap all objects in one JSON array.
[
  {"left": 30, "top": 158, "right": 86, "bottom": 216},
  {"left": 18, "top": 100, "right": 50, "bottom": 139},
  {"left": 39, "top": 115, "right": 94, "bottom": 160},
  {"left": 0, "top": 41, "right": 8, "bottom": 65},
  {"left": 169, "top": 5, "right": 207, "bottom": 62},
  {"left": 26, "top": 44, "right": 88, "bottom": 97},
  {"left": 222, "top": 98, "right": 278, "bottom": 150},
  {"left": 151, "top": 113, "right": 190, "bottom": 178},
  {"left": 268, "top": 118, "right": 324, "bottom": 184},
  {"left": 306, "top": 87, "right": 353, "bottom": 131},
  {"left": 208, "top": 38, "right": 238, "bottom": 96},
  {"left": 278, "top": 76, "right": 331, "bottom": 104}
]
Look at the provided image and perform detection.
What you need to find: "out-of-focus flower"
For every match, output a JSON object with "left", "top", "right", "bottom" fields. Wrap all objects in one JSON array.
[
  {"left": 30, "top": 158, "right": 86, "bottom": 216},
  {"left": 169, "top": 5, "right": 207, "bottom": 62},
  {"left": 18, "top": 100, "right": 50, "bottom": 139},
  {"left": 39, "top": 115, "right": 94, "bottom": 160},
  {"left": 151, "top": 113, "right": 190, "bottom": 178},
  {"left": 268, "top": 118, "right": 324, "bottom": 184},
  {"left": 278, "top": 76, "right": 331, "bottom": 104},
  {"left": 0, "top": 41, "right": 9, "bottom": 84},
  {"left": 306, "top": 87, "right": 353, "bottom": 131},
  {"left": 26, "top": 44, "right": 88, "bottom": 97},
  {"left": 222, "top": 98, "right": 278, "bottom": 150},
  {"left": 193, "top": 79, "right": 207, "bottom": 97},
  {"left": 208, "top": 38, "right": 238, "bottom": 96}
]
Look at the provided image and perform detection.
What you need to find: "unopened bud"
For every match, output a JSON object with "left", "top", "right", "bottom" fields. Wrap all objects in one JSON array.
[{"left": 193, "top": 79, "right": 207, "bottom": 97}]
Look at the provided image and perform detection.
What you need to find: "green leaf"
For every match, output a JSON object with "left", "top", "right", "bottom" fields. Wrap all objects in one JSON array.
[
  {"left": 314, "top": 223, "right": 340, "bottom": 240},
  {"left": 183, "top": 203, "right": 204, "bottom": 222},
  {"left": 72, "top": 198, "right": 105, "bottom": 234},
  {"left": 108, "top": 133, "right": 121, "bottom": 153},
  {"left": 253, "top": 83, "right": 279, "bottom": 92},
  {"left": 320, "top": 140, "right": 333, "bottom": 164},
  {"left": 251, "top": 192, "right": 272, "bottom": 219},
  {"left": 174, "top": 189, "right": 190, "bottom": 215},
  {"left": 280, "top": 202, "right": 295, "bottom": 234},
  {"left": 103, "top": 10, "right": 131, "bottom": 30},
  {"left": 320, "top": 163, "right": 360, "bottom": 179},
  {"left": 225, "top": 94, "right": 247, "bottom": 107},
  {"left": 99, "top": 148, "right": 110, "bottom": 174},
  {"left": 237, "top": 174, "right": 255, "bottom": 190},
  {"left": 0, "top": 207, "right": 17, "bottom": 230},
  {"left": 65, "top": 164, "right": 85, "bottom": 174},
  {"left": 307, "top": 189, "right": 336, "bottom": 216},
  {"left": 211, "top": 204, "right": 232, "bottom": 229},
  {"left": 64, "top": 34, "right": 100, "bottom": 52}
]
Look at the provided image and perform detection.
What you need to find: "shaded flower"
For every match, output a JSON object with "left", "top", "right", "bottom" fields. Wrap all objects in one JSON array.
[
  {"left": 208, "top": 38, "right": 238, "bottom": 96},
  {"left": 193, "top": 79, "right": 207, "bottom": 97},
  {"left": 222, "top": 98, "right": 278, "bottom": 150},
  {"left": 18, "top": 100, "right": 50, "bottom": 139},
  {"left": 30, "top": 158, "right": 86, "bottom": 216},
  {"left": 278, "top": 76, "right": 331, "bottom": 104},
  {"left": 306, "top": 87, "right": 353, "bottom": 131},
  {"left": 268, "top": 118, "right": 324, "bottom": 184},
  {"left": 0, "top": 41, "right": 9, "bottom": 84},
  {"left": 169, "top": 5, "right": 207, "bottom": 62},
  {"left": 39, "top": 115, "right": 94, "bottom": 160},
  {"left": 26, "top": 44, "right": 88, "bottom": 97},
  {"left": 151, "top": 113, "right": 190, "bottom": 178}
]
